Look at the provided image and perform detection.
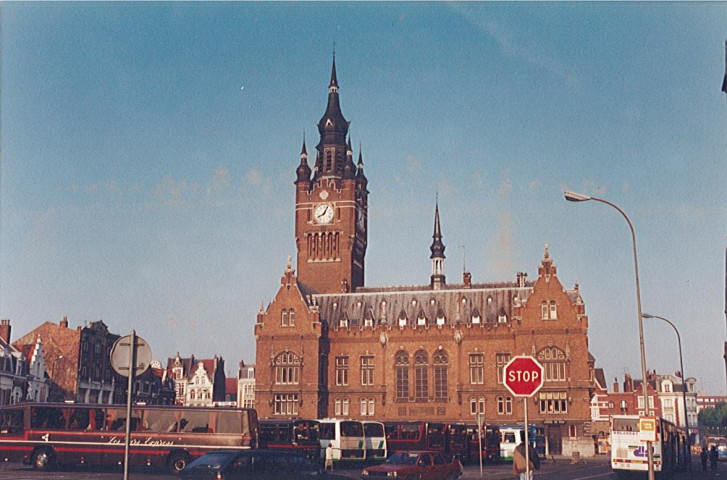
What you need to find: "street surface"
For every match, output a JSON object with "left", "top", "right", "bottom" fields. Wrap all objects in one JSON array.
[{"left": 0, "top": 455, "right": 721, "bottom": 479}]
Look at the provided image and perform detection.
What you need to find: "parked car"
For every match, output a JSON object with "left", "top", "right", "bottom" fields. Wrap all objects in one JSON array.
[
  {"left": 177, "top": 448, "right": 323, "bottom": 480},
  {"left": 361, "top": 451, "right": 462, "bottom": 480}
]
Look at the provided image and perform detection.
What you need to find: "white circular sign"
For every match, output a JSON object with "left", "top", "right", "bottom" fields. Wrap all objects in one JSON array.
[{"left": 110, "top": 334, "right": 152, "bottom": 378}]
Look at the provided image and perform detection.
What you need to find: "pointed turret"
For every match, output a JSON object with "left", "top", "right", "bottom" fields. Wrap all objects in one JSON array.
[
  {"left": 430, "top": 202, "right": 446, "bottom": 290},
  {"left": 343, "top": 137, "right": 356, "bottom": 179},
  {"left": 316, "top": 55, "right": 350, "bottom": 179},
  {"left": 296, "top": 135, "right": 311, "bottom": 183}
]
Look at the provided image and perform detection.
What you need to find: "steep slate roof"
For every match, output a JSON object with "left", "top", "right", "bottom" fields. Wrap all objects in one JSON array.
[{"left": 312, "top": 280, "right": 536, "bottom": 327}]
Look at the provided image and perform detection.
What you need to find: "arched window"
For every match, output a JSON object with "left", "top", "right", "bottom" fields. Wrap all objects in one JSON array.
[
  {"left": 433, "top": 349, "right": 448, "bottom": 400},
  {"left": 274, "top": 351, "right": 300, "bottom": 385},
  {"left": 537, "top": 347, "right": 567, "bottom": 382},
  {"left": 414, "top": 350, "right": 428, "bottom": 401},
  {"left": 281, "top": 310, "right": 288, "bottom": 326},
  {"left": 289, "top": 309, "right": 295, "bottom": 326},
  {"left": 395, "top": 351, "right": 409, "bottom": 400}
]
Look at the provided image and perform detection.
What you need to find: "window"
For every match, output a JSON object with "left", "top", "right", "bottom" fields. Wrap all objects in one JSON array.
[
  {"left": 470, "top": 397, "right": 485, "bottom": 415},
  {"left": 335, "top": 356, "right": 349, "bottom": 386},
  {"left": 343, "top": 398, "right": 349, "bottom": 415},
  {"left": 549, "top": 301, "right": 557, "bottom": 319},
  {"left": 360, "top": 398, "right": 375, "bottom": 416},
  {"left": 281, "top": 310, "right": 288, "bottom": 326},
  {"left": 274, "top": 351, "right": 300, "bottom": 385},
  {"left": 361, "top": 356, "right": 374, "bottom": 386},
  {"left": 497, "top": 396, "right": 512, "bottom": 415},
  {"left": 569, "top": 425, "right": 577, "bottom": 437},
  {"left": 469, "top": 353, "right": 484, "bottom": 384},
  {"left": 289, "top": 309, "right": 295, "bottom": 326},
  {"left": 433, "top": 350, "right": 448, "bottom": 400},
  {"left": 414, "top": 350, "right": 428, "bottom": 401},
  {"left": 333, "top": 397, "right": 350, "bottom": 416},
  {"left": 274, "top": 394, "right": 299, "bottom": 415},
  {"left": 537, "top": 347, "right": 567, "bottom": 382},
  {"left": 662, "top": 381, "right": 673, "bottom": 393},
  {"left": 496, "top": 353, "right": 511, "bottom": 384},
  {"left": 395, "top": 351, "right": 409, "bottom": 400},
  {"left": 542, "top": 301, "right": 557, "bottom": 320},
  {"left": 637, "top": 396, "right": 655, "bottom": 409},
  {"left": 539, "top": 391, "right": 568, "bottom": 414},
  {"left": 541, "top": 302, "right": 548, "bottom": 320}
]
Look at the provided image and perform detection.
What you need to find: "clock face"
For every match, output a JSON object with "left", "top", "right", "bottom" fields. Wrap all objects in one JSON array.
[{"left": 314, "top": 204, "right": 334, "bottom": 224}]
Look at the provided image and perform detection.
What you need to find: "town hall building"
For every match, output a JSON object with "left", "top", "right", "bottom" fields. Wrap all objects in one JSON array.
[{"left": 254, "top": 58, "right": 598, "bottom": 456}]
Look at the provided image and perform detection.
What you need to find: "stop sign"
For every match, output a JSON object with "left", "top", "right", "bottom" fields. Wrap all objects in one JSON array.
[{"left": 504, "top": 356, "right": 544, "bottom": 397}]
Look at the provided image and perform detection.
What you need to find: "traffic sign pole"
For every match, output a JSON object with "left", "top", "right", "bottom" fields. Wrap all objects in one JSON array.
[
  {"left": 123, "top": 330, "right": 136, "bottom": 480},
  {"left": 524, "top": 399, "right": 530, "bottom": 480}
]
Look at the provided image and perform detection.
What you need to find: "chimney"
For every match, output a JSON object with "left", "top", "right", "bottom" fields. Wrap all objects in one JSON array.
[
  {"left": 0, "top": 320, "right": 10, "bottom": 344},
  {"left": 463, "top": 272, "right": 472, "bottom": 288},
  {"left": 516, "top": 272, "right": 527, "bottom": 288},
  {"left": 60, "top": 316, "right": 69, "bottom": 328},
  {"left": 613, "top": 378, "right": 620, "bottom": 393}
]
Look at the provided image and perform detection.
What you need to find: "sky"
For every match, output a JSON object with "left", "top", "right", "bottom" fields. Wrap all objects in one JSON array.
[{"left": 2, "top": 2, "right": 727, "bottom": 394}]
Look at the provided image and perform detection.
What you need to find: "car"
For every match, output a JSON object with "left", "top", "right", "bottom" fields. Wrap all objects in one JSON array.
[
  {"left": 360, "top": 451, "right": 462, "bottom": 480},
  {"left": 177, "top": 448, "right": 324, "bottom": 480}
]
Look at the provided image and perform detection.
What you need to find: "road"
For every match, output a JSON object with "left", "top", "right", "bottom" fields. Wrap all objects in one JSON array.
[{"left": 0, "top": 455, "right": 722, "bottom": 480}]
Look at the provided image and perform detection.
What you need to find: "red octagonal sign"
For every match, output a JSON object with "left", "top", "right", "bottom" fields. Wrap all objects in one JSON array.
[{"left": 504, "top": 356, "right": 544, "bottom": 397}]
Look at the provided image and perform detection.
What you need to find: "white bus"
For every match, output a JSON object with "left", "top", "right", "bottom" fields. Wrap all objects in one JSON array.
[
  {"left": 318, "top": 418, "right": 366, "bottom": 462},
  {"left": 362, "top": 420, "right": 387, "bottom": 462},
  {"left": 610, "top": 415, "right": 688, "bottom": 475},
  {"left": 498, "top": 425, "right": 545, "bottom": 462}
]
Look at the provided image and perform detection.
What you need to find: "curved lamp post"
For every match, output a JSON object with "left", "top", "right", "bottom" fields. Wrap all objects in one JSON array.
[
  {"left": 642, "top": 313, "right": 691, "bottom": 457},
  {"left": 564, "top": 191, "right": 653, "bottom": 480}
]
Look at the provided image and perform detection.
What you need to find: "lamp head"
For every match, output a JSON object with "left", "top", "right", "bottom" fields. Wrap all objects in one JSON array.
[
  {"left": 564, "top": 191, "right": 592, "bottom": 202},
  {"left": 642, "top": 313, "right": 655, "bottom": 319}
]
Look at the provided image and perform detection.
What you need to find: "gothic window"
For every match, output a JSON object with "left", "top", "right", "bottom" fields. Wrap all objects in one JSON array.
[
  {"left": 395, "top": 351, "right": 409, "bottom": 400},
  {"left": 537, "top": 347, "right": 567, "bottom": 382},
  {"left": 360, "top": 356, "right": 374, "bottom": 386},
  {"left": 470, "top": 397, "right": 485, "bottom": 415},
  {"left": 335, "top": 397, "right": 350, "bottom": 416},
  {"left": 274, "top": 352, "right": 300, "bottom": 385},
  {"left": 469, "top": 353, "right": 484, "bottom": 384},
  {"left": 541, "top": 302, "right": 548, "bottom": 320},
  {"left": 414, "top": 350, "right": 428, "bottom": 401},
  {"left": 496, "top": 353, "right": 511, "bottom": 384},
  {"left": 289, "top": 309, "right": 295, "bottom": 326},
  {"left": 550, "top": 301, "right": 557, "bottom": 320},
  {"left": 335, "top": 356, "right": 349, "bottom": 386},
  {"left": 360, "top": 397, "right": 375, "bottom": 416},
  {"left": 433, "top": 350, "right": 448, "bottom": 400},
  {"left": 281, "top": 310, "right": 288, "bottom": 327}
]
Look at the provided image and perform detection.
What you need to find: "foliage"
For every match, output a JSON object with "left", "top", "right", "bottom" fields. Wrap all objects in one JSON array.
[{"left": 699, "top": 402, "right": 727, "bottom": 431}]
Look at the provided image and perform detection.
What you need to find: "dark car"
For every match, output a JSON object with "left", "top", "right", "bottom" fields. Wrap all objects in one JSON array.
[
  {"left": 177, "top": 449, "right": 323, "bottom": 480},
  {"left": 361, "top": 451, "right": 462, "bottom": 480}
]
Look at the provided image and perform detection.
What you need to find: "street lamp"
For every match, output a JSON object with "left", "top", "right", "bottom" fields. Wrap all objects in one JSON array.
[
  {"left": 642, "top": 313, "right": 691, "bottom": 457},
  {"left": 564, "top": 191, "right": 654, "bottom": 480}
]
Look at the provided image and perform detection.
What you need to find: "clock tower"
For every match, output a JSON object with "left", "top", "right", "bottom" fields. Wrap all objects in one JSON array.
[{"left": 294, "top": 58, "right": 368, "bottom": 294}]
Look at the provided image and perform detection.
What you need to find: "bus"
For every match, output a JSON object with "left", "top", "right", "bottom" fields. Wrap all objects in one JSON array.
[
  {"left": 499, "top": 425, "right": 546, "bottom": 462},
  {"left": 464, "top": 423, "right": 501, "bottom": 464},
  {"left": 610, "top": 415, "right": 688, "bottom": 475},
  {"left": 362, "top": 421, "right": 387, "bottom": 462},
  {"left": 318, "top": 419, "right": 365, "bottom": 462},
  {"left": 383, "top": 421, "right": 447, "bottom": 454},
  {"left": 0, "top": 402, "right": 258, "bottom": 473},
  {"left": 258, "top": 419, "right": 320, "bottom": 459}
]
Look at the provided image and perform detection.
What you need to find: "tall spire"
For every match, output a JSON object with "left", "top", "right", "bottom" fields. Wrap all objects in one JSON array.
[
  {"left": 316, "top": 54, "right": 350, "bottom": 179},
  {"left": 296, "top": 133, "right": 311, "bottom": 183},
  {"left": 430, "top": 201, "right": 446, "bottom": 290}
]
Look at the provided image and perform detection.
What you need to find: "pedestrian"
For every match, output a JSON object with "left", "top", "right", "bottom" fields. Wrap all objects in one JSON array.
[
  {"left": 512, "top": 432, "right": 540, "bottom": 480},
  {"left": 701, "top": 446, "right": 709, "bottom": 471},
  {"left": 710, "top": 445, "right": 719, "bottom": 471},
  {"left": 324, "top": 442, "right": 334, "bottom": 472}
]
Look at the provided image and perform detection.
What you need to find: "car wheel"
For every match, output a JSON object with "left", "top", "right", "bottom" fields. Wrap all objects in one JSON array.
[
  {"left": 32, "top": 448, "right": 56, "bottom": 471},
  {"left": 167, "top": 451, "right": 191, "bottom": 474}
]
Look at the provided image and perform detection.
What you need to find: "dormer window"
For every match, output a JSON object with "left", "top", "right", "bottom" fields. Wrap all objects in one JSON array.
[
  {"left": 398, "top": 311, "right": 408, "bottom": 327},
  {"left": 472, "top": 314, "right": 481, "bottom": 324}
]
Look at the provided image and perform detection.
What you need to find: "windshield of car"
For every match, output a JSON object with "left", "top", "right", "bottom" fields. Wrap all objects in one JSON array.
[{"left": 385, "top": 452, "right": 419, "bottom": 465}]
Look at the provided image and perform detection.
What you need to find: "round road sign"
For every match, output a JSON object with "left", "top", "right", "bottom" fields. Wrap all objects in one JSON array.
[
  {"left": 110, "top": 333, "right": 152, "bottom": 378},
  {"left": 503, "top": 355, "right": 544, "bottom": 397}
]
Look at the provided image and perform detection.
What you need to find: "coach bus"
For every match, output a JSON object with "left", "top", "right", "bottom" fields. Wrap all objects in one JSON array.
[
  {"left": 258, "top": 419, "right": 321, "bottom": 459},
  {"left": 0, "top": 402, "right": 258, "bottom": 473},
  {"left": 499, "top": 425, "right": 545, "bottom": 462},
  {"left": 610, "top": 415, "right": 688, "bottom": 475},
  {"left": 383, "top": 421, "right": 448, "bottom": 454},
  {"left": 362, "top": 420, "right": 387, "bottom": 462},
  {"left": 318, "top": 418, "right": 366, "bottom": 462}
]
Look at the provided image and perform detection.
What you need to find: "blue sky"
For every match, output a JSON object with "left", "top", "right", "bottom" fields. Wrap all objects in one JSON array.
[{"left": 2, "top": 2, "right": 727, "bottom": 393}]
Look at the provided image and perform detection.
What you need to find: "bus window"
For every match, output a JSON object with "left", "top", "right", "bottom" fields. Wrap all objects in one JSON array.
[
  {"left": 385, "top": 424, "right": 399, "bottom": 440},
  {"left": 68, "top": 408, "right": 90, "bottom": 431},
  {"left": 341, "top": 421, "right": 363, "bottom": 438},
  {"left": 143, "top": 409, "right": 178, "bottom": 433},
  {"left": 31, "top": 407, "right": 65, "bottom": 430},
  {"left": 0, "top": 410, "right": 23, "bottom": 434},
  {"left": 401, "top": 424, "right": 420, "bottom": 440},
  {"left": 320, "top": 423, "right": 335, "bottom": 441},
  {"left": 215, "top": 411, "right": 243, "bottom": 434}
]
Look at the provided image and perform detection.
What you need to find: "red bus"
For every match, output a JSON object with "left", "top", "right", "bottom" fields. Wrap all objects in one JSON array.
[
  {"left": 464, "top": 423, "right": 500, "bottom": 464},
  {"left": 258, "top": 419, "right": 321, "bottom": 459},
  {"left": 383, "top": 421, "right": 447, "bottom": 454},
  {"left": 0, "top": 402, "right": 258, "bottom": 473}
]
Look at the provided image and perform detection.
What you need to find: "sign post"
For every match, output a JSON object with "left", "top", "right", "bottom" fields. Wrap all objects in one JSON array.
[
  {"left": 504, "top": 356, "right": 545, "bottom": 480},
  {"left": 110, "top": 331, "right": 151, "bottom": 480},
  {"left": 474, "top": 412, "right": 484, "bottom": 478}
]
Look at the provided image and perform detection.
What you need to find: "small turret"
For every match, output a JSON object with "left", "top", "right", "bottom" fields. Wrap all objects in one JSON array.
[
  {"left": 296, "top": 136, "right": 311, "bottom": 183},
  {"left": 430, "top": 202, "right": 446, "bottom": 290}
]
